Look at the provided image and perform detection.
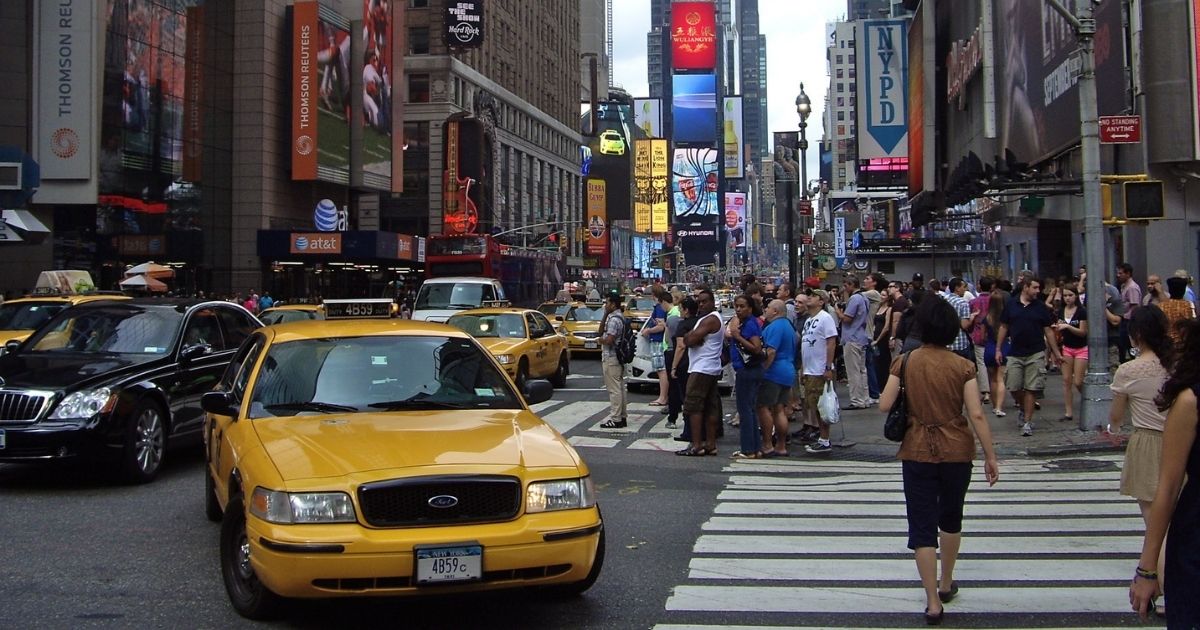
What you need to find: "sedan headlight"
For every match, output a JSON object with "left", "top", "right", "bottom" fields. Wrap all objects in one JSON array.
[
  {"left": 526, "top": 477, "right": 597, "bottom": 513},
  {"left": 250, "top": 487, "right": 357, "bottom": 524},
  {"left": 49, "top": 388, "right": 115, "bottom": 419},
  {"left": 495, "top": 354, "right": 514, "bottom": 365}
]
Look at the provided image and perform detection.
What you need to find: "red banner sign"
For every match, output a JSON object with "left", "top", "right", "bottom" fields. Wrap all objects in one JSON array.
[
  {"left": 291, "top": 1, "right": 319, "bottom": 180},
  {"left": 1099, "top": 116, "right": 1141, "bottom": 144},
  {"left": 671, "top": 2, "right": 717, "bottom": 70}
]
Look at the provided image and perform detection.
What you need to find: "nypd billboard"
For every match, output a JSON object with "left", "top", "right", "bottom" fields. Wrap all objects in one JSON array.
[{"left": 856, "top": 18, "right": 910, "bottom": 160}]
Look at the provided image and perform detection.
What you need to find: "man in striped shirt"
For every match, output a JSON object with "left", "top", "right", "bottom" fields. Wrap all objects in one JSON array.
[{"left": 944, "top": 278, "right": 975, "bottom": 361}]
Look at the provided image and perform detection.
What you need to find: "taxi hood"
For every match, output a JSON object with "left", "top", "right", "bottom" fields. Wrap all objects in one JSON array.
[
  {"left": 476, "top": 338, "right": 525, "bottom": 355},
  {"left": 251, "top": 409, "right": 579, "bottom": 480}
]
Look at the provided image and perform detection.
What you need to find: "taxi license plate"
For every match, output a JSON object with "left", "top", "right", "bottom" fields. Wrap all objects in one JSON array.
[
  {"left": 584, "top": 341, "right": 598, "bottom": 349},
  {"left": 415, "top": 545, "right": 482, "bottom": 584}
]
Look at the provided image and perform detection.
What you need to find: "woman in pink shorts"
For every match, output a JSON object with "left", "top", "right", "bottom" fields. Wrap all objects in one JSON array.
[{"left": 1053, "top": 285, "right": 1088, "bottom": 422}]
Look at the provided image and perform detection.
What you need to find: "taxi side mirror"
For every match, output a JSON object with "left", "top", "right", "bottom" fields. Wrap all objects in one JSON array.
[
  {"left": 201, "top": 391, "right": 238, "bottom": 417},
  {"left": 4, "top": 340, "right": 20, "bottom": 355},
  {"left": 554, "top": 315, "right": 563, "bottom": 321},
  {"left": 522, "top": 379, "right": 553, "bottom": 405}
]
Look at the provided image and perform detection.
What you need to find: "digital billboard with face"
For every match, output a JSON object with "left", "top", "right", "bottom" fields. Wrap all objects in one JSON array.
[
  {"left": 672, "top": 74, "right": 717, "bottom": 145},
  {"left": 672, "top": 148, "right": 718, "bottom": 220}
]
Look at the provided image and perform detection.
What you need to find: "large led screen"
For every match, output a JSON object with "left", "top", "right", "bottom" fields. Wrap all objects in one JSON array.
[
  {"left": 672, "top": 148, "right": 718, "bottom": 219},
  {"left": 672, "top": 74, "right": 717, "bottom": 145},
  {"left": 362, "top": 0, "right": 393, "bottom": 189},
  {"left": 671, "top": 1, "right": 717, "bottom": 70}
]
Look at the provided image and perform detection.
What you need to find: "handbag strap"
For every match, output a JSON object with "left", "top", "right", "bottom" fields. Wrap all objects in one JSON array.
[{"left": 898, "top": 350, "right": 911, "bottom": 394}]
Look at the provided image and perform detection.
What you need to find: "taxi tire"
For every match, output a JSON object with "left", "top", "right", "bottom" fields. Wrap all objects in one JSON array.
[
  {"left": 549, "top": 353, "right": 569, "bottom": 388},
  {"left": 120, "top": 399, "right": 167, "bottom": 484},
  {"left": 221, "top": 495, "right": 283, "bottom": 620},
  {"left": 516, "top": 359, "right": 530, "bottom": 392},
  {"left": 545, "top": 524, "right": 605, "bottom": 598},
  {"left": 205, "top": 468, "right": 223, "bottom": 523}
]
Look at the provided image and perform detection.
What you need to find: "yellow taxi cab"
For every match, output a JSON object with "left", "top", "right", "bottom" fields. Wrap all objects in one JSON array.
[
  {"left": 536, "top": 300, "right": 574, "bottom": 331},
  {"left": 447, "top": 307, "right": 570, "bottom": 388},
  {"left": 559, "top": 301, "right": 606, "bottom": 355},
  {"left": 0, "top": 292, "right": 131, "bottom": 353},
  {"left": 258, "top": 303, "right": 325, "bottom": 326},
  {"left": 201, "top": 298, "right": 603, "bottom": 619},
  {"left": 622, "top": 294, "right": 659, "bottom": 332}
]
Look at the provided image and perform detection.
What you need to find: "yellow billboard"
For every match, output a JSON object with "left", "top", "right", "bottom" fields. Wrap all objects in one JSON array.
[
  {"left": 634, "top": 140, "right": 652, "bottom": 233},
  {"left": 651, "top": 139, "right": 670, "bottom": 233}
]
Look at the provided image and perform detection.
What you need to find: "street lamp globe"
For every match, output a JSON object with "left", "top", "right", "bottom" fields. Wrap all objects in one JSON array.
[{"left": 795, "top": 83, "right": 811, "bottom": 121}]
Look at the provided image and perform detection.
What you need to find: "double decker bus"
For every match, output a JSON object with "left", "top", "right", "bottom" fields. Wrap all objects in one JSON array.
[{"left": 425, "top": 234, "right": 563, "bottom": 307}]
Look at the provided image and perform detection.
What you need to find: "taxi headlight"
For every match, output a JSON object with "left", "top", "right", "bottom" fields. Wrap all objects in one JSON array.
[
  {"left": 250, "top": 487, "right": 357, "bottom": 524},
  {"left": 49, "top": 388, "right": 115, "bottom": 419},
  {"left": 526, "top": 477, "right": 597, "bottom": 513},
  {"left": 496, "top": 354, "right": 514, "bottom": 365}
]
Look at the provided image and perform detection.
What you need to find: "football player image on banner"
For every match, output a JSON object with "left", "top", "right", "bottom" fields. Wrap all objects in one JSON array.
[
  {"left": 672, "top": 148, "right": 719, "bottom": 219},
  {"left": 361, "top": 0, "right": 393, "bottom": 190}
]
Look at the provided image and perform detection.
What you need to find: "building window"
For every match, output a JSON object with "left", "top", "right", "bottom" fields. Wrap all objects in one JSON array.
[
  {"left": 837, "top": 97, "right": 844, "bottom": 106},
  {"left": 403, "top": 121, "right": 430, "bottom": 152},
  {"left": 838, "top": 167, "right": 846, "bottom": 177},
  {"left": 836, "top": 69, "right": 843, "bottom": 79},
  {"left": 836, "top": 55, "right": 843, "bottom": 64},
  {"left": 838, "top": 125, "right": 845, "bottom": 135},
  {"left": 837, "top": 111, "right": 844, "bottom": 121},
  {"left": 837, "top": 83, "right": 844, "bottom": 93},
  {"left": 409, "top": 0, "right": 428, "bottom": 6},
  {"left": 408, "top": 74, "right": 430, "bottom": 102},
  {"left": 409, "top": 27, "right": 429, "bottom": 55}
]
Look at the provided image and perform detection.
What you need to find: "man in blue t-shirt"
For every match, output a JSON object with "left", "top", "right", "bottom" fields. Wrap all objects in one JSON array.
[
  {"left": 756, "top": 299, "right": 798, "bottom": 456},
  {"left": 996, "top": 277, "right": 1062, "bottom": 436}
]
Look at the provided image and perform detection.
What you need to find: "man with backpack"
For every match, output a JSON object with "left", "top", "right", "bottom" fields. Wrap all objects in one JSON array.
[{"left": 599, "top": 294, "right": 629, "bottom": 428}]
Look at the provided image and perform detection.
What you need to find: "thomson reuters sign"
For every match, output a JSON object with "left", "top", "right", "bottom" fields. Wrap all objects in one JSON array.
[
  {"left": 35, "top": 0, "right": 95, "bottom": 180},
  {"left": 290, "top": 233, "right": 342, "bottom": 254},
  {"left": 291, "top": 1, "right": 319, "bottom": 180}
]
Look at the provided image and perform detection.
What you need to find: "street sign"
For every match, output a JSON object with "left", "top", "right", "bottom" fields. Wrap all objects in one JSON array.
[
  {"left": 1099, "top": 116, "right": 1141, "bottom": 144},
  {"left": 834, "top": 217, "right": 847, "bottom": 267},
  {"left": 801, "top": 234, "right": 812, "bottom": 245},
  {"left": 797, "top": 199, "right": 813, "bottom": 216}
]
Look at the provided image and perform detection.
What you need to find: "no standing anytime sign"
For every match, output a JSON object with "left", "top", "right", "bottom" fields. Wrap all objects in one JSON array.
[{"left": 1098, "top": 116, "right": 1141, "bottom": 144}]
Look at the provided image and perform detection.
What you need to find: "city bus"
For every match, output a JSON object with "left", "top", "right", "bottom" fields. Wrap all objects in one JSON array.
[{"left": 425, "top": 234, "right": 563, "bottom": 307}]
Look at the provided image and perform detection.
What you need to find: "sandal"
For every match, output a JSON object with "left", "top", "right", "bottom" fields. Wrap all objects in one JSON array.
[
  {"left": 1058, "top": 415, "right": 1073, "bottom": 422},
  {"left": 675, "top": 446, "right": 706, "bottom": 456},
  {"left": 704, "top": 447, "right": 718, "bottom": 456},
  {"left": 600, "top": 419, "right": 627, "bottom": 429},
  {"left": 729, "top": 450, "right": 759, "bottom": 459},
  {"left": 648, "top": 401, "right": 667, "bottom": 406}
]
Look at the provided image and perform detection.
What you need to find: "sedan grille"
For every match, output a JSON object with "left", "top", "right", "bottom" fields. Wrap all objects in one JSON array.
[
  {"left": 357, "top": 475, "right": 521, "bottom": 527},
  {"left": 0, "top": 390, "right": 55, "bottom": 424}
]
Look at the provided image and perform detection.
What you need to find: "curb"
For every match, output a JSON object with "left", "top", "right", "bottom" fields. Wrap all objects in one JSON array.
[{"left": 1026, "top": 441, "right": 1127, "bottom": 457}]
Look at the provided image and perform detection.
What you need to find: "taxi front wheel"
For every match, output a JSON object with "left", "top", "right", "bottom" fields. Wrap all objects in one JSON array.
[{"left": 221, "top": 495, "right": 283, "bottom": 620}]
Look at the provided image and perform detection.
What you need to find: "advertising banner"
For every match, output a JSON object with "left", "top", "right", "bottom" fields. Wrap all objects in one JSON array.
[
  {"left": 34, "top": 0, "right": 96, "bottom": 180},
  {"left": 907, "top": 2, "right": 927, "bottom": 196},
  {"left": 994, "top": 0, "right": 1124, "bottom": 164},
  {"left": 396, "top": 234, "right": 416, "bottom": 260},
  {"left": 587, "top": 100, "right": 633, "bottom": 220},
  {"left": 290, "top": 232, "right": 343, "bottom": 255},
  {"left": 442, "top": 119, "right": 479, "bottom": 234},
  {"left": 672, "top": 74, "right": 717, "bottom": 144},
  {"left": 834, "top": 217, "right": 847, "bottom": 267},
  {"left": 725, "top": 192, "right": 747, "bottom": 249},
  {"left": 671, "top": 1, "right": 717, "bottom": 70},
  {"left": 857, "top": 19, "right": 910, "bottom": 160},
  {"left": 672, "top": 148, "right": 719, "bottom": 220},
  {"left": 292, "top": 3, "right": 352, "bottom": 181},
  {"left": 633, "top": 98, "right": 663, "bottom": 138},
  {"left": 634, "top": 140, "right": 653, "bottom": 233},
  {"left": 445, "top": 0, "right": 484, "bottom": 48},
  {"left": 182, "top": 6, "right": 205, "bottom": 182},
  {"left": 586, "top": 179, "right": 609, "bottom": 265},
  {"left": 651, "top": 139, "right": 670, "bottom": 232},
  {"left": 291, "top": 1, "right": 320, "bottom": 180},
  {"left": 722, "top": 96, "right": 744, "bottom": 179},
  {"left": 362, "top": 0, "right": 394, "bottom": 191}
]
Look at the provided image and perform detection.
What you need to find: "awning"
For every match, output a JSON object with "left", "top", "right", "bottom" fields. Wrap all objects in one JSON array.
[
  {"left": 124, "top": 261, "right": 176, "bottom": 279},
  {"left": 118, "top": 274, "right": 168, "bottom": 292},
  {"left": 1, "top": 209, "right": 50, "bottom": 244}
]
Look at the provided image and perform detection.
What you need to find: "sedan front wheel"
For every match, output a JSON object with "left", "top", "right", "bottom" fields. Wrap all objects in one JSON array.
[{"left": 121, "top": 400, "right": 167, "bottom": 484}]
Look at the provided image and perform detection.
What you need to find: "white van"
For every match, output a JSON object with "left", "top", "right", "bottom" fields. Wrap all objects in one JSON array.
[{"left": 411, "top": 277, "right": 508, "bottom": 323}]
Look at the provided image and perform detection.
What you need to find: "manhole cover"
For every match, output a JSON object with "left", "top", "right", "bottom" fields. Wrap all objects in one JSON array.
[{"left": 1044, "top": 458, "right": 1119, "bottom": 472}]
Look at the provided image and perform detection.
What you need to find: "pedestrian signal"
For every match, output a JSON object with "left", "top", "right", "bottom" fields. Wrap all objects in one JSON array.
[{"left": 1124, "top": 181, "right": 1164, "bottom": 220}]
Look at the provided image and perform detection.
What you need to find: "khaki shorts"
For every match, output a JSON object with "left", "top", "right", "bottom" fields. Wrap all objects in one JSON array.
[
  {"left": 684, "top": 372, "right": 722, "bottom": 418},
  {"left": 1005, "top": 351, "right": 1046, "bottom": 392},
  {"left": 802, "top": 375, "right": 826, "bottom": 410}
]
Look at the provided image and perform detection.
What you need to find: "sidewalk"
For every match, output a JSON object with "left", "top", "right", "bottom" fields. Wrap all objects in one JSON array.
[{"left": 817, "top": 365, "right": 1128, "bottom": 458}]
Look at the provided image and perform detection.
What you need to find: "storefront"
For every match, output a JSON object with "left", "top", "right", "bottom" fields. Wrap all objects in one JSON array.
[{"left": 256, "top": 230, "right": 425, "bottom": 302}]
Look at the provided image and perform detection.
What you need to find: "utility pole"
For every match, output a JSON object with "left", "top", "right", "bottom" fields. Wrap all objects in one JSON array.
[{"left": 1044, "top": 0, "right": 1108, "bottom": 432}]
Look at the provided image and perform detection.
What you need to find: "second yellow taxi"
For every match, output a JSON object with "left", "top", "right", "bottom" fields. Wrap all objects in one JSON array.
[
  {"left": 447, "top": 306, "right": 570, "bottom": 388},
  {"left": 258, "top": 303, "right": 325, "bottom": 326},
  {"left": 558, "top": 301, "right": 606, "bottom": 355}
]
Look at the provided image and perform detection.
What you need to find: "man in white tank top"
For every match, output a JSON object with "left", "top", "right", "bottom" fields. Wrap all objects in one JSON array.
[{"left": 677, "top": 289, "right": 725, "bottom": 456}]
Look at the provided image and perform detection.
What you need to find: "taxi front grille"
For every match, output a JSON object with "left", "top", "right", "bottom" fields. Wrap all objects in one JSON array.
[
  {"left": 572, "top": 331, "right": 598, "bottom": 339},
  {"left": 357, "top": 475, "right": 521, "bottom": 527},
  {"left": 0, "top": 390, "right": 54, "bottom": 424}
]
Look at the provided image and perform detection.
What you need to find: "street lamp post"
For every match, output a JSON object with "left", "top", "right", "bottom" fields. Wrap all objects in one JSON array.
[{"left": 793, "top": 84, "right": 812, "bottom": 290}]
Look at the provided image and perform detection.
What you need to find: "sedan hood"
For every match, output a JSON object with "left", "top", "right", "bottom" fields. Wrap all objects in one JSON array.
[
  {"left": 0, "top": 352, "right": 158, "bottom": 390},
  {"left": 476, "top": 338, "right": 525, "bottom": 354},
  {"left": 252, "top": 410, "right": 579, "bottom": 481}
]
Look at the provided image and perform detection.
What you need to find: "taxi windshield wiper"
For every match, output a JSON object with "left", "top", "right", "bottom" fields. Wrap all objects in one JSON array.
[
  {"left": 265, "top": 401, "right": 358, "bottom": 414},
  {"left": 367, "top": 396, "right": 473, "bottom": 410},
  {"left": 448, "top": 303, "right": 479, "bottom": 309}
]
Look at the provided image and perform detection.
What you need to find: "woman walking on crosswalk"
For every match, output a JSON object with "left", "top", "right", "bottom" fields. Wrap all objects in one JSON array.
[{"left": 878, "top": 296, "right": 999, "bottom": 625}]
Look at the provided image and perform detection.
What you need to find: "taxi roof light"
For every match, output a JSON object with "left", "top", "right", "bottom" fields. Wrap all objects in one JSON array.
[{"left": 322, "top": 298, "right": 395, "bottom": 320}]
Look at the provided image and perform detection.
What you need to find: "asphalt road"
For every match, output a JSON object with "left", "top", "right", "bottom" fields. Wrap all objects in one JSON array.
[{"left": 0, "top": 352, "right": 1164, "bottom": 628}]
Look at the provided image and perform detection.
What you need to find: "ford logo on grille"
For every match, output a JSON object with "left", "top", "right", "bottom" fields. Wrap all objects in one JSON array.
[{"left": 427, "top": 495, "right": 459, "bottom": 509}]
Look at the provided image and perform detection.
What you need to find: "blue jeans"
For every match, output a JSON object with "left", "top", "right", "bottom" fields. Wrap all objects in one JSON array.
[
  {"left": 735, "top": 365, "right": 763, "bottom": 454},
  {"left": 866, "top": 344, "right": 880, "bottom": 399}
]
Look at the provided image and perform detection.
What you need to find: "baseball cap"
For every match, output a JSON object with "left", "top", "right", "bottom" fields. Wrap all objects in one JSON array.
[
  {"left": 809, "top": 289, "right": 829, "bottom": 302},
  {"left": 1174, "top": 269, "right": 1192, "bottom": 280},
  {"left": 912, "top": 272, "right": 924, "bottom": 281}
]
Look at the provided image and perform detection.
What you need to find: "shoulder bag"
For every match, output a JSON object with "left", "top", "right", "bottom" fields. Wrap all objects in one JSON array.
[{"left": 884, "top": 350, "right": 911, "bottom": 442}]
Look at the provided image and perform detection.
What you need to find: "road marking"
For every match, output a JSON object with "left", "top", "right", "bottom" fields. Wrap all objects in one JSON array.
[
  {"left": 567, "top": 435, "right": 619, "bottom": 448},
  {"left": 724, "top": 469, "right": 1122, "bottom": 482},
  {"left": 589, "top": 415, "right": 655, "bottom": 434},
  {"left": 687, "top": 557, "right": 1135, "bottom": 582},
  {"left": 713, "top": 500, "right": 1134, "bottom": 518},
  {"left": 717, "top": 489, "right": 1126, "bottom": 503},
  {"left": 701, "top": 515, "right": 1146, "bottom": 533},
  {"left": 725, "top": 477, "right": 1120, "bottom": 491},
  {"left": 628, "top": 436, "right": 687, "bottom": 451},
  {"left": 540, "top": 401, "right": 610, "bottom": 434},
  {"left": 693, "top": 533, "right": 1140, "bottom": 555}
]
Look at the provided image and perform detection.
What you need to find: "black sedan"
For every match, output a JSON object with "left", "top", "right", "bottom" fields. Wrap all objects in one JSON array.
[{"left": 0, "top": 299, "right": 261, "bottom": 483}]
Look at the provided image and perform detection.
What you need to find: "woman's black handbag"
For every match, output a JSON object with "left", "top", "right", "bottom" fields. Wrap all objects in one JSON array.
[{"left": 884, "top": 351, "right": 911, "bottom": 442}]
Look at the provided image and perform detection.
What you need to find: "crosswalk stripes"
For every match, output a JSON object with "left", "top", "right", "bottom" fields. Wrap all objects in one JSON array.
[{"left": 655, "top": 453, "right": 1149, "bottom": 628}]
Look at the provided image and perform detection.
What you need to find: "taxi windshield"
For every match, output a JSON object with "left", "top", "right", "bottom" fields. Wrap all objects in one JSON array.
[
  {"left": 260, "top": 309, "right": 320, "bottom": 325},
  {"left": 627, "top": 297, "right": 657, "bottom": 311},
  {"left": 23, "top": 305, "right": 179, "bottom": 355},
  {"left": 248, "top": 336, "right": 520, "bottom": 416},
  {"left": 568, "top": 306, "right": 605, "bottom": 322},
  {"left": 446, "top": 313, "right": 526, "bottom": 339},
  {"left": 0, "top": 301, "right": 67, "bottom": 331},
  {"left": 538, "top": 303, "right": 570, "bottom": 318}
]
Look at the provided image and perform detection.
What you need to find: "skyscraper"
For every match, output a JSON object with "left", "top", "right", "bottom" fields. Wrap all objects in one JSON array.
[
  {"left": 736, "top": 0, "right": 767, "bottom": 163},
  {"left": 580, "top": 0, "right": 611, "bottom": 103}
]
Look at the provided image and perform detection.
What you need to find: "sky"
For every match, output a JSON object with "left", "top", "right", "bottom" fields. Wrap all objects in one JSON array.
[{"left": 609, "top": 1, "right": 850, "bottom": 181}]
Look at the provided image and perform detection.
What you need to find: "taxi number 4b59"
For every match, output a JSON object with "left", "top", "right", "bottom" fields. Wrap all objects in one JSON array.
[{"left": 416, "top": 545, "right": 482, "bottom": 584}]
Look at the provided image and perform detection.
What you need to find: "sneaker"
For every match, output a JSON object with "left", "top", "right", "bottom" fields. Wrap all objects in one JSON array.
[
  {"left": 665, "top": 419, "right": 677, "bottom": 429},
  {"left": 1021, "top": 422, "right": 1033, "bottom": 436},
  {"left": 805, "top": 441, "right": 832, "bottom": 454}
]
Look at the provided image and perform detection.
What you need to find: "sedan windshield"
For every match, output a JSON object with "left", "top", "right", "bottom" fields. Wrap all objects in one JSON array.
[
  {"left": 248, "top": 336, "right": 520, "bottom": 416},
  {"left": 568, "top": 306, "right": 605, "bottom": 322},
  {"left": 24, "top": 305, "right": 180, "bottom": 355},
  {"left": 446, "top": 313, "right": 527, "bottom": 339},
  {"left": 260, "top": 309, "right": 320, "bottom": 325},
  {"left": 0, "top": 302, "right": 66, "bottom": 331},
  {"left": 414, "top": 282, "right": 496, "bottom": 310}
]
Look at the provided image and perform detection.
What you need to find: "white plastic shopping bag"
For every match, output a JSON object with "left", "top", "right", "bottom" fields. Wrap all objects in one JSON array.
[{"left": 818, "top": 382, "right": 841, "bottom": 424}]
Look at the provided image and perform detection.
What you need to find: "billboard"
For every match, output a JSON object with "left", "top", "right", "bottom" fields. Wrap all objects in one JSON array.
[
  {"left": 182, "top": 6, "right": 204, "bottom": 183},
  {"left": 651, "top": 139, "right": 670, "bottom": 232},
  {"left": 586, "top": 179, "right": 610, "bottom": 266},
  {"left": 672, "top": 148, "right": 719, "bottom": 220},
  {"left": 725, "top": 192, "right": 748, "bottom": 249},
  {"left": 292, "top": 2, "right": 351, "bottom": 181},
  {"left": 633, "top": 98, "right": 663, "bottom": 138},
  {"left": 672, "top": 74, "right": 717, "bottom": 144},
  {"left": 634, "top": 140, "right": 653, "bottom": 233},
  {"left": 361, "top": 0, "right": 394, "bottom": 191},
  {"left": 587, "top": 100, "right": 634, "bottom": 221},
  {"left": 723, "top": 96, "right": 744, "bottom": 179},
  {"left": 907, "top": 2, "right": 927, "bottom": 196},
  {"left": 445, "top": 0, "right": 484, "bottom": 48},
  {"left": 34, "top": 0, "right": 96, "bottom": 182},
  {"left": 994, "top": 0, "right": 1125, "bottom": 164},
  {"left": 671, "top": 1, "right": 717, "bottom": 70},
  {"left": 857, "top": 19, "right": 909, "bottom": 160}
]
